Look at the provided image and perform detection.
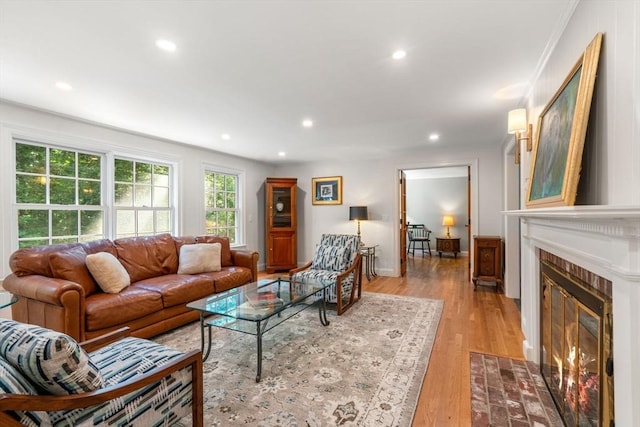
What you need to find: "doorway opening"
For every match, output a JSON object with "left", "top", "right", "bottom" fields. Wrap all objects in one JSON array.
[{"left": 400, "top": 164, "right": 475, "bottom": 279}]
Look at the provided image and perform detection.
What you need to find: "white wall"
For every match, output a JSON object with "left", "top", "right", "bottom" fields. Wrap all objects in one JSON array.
[
  {"left": 0, "top": 101, "right": 274, "bottom": 278},
  {"left": 277, "top": 143, "right": 503, "bottom": 277}
]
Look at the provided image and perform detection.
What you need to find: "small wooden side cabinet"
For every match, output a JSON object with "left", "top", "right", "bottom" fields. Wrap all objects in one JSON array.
[
  {"left": 436, "top": 237, "right": 461, "bottom": 258},
  {"left": 265, "top": 177, "right": 297, "bottom": 273},
  {"left": 472, "top": 235, "right": 503, "bottom": 293}
]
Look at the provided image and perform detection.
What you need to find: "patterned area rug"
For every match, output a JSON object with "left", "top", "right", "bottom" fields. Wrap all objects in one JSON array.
[
  {"left": 470, "top": 352, "right": 563, "bottom": 426},
  {"left": 155, "top": 292, "right": 443, "bottom": 426}
]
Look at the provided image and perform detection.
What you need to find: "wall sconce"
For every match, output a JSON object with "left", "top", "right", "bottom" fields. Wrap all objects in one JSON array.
[
  {"left": 442, "top": 215, "right": 455, "bottom": 238},
  {"left": 349, "top": 206, "right": 368, "bottom": 246},
  {"left": 507, "top": 108, "right": 533, "bottom": 164}
]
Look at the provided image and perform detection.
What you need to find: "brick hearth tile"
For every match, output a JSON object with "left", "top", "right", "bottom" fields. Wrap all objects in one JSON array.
[
  {"left": 519, "top": 379, "right": 537, "bottom": 396},
  {"left": 500, "top": 367, "right": 517, "bottom": 383},
  {"left": 522, "top": 395, "right": 547, "bottom": 417},
  {"left": 490, "top": 404, "right": 509, "bottom": 425},
  {"left": 488, "top": 386, "right": 505, "bottom": 406},
  {"left": 506, "top": 399, "right": 527, "bottom": 420},
  {"left": 471, "top": 394, "right": 488, "bottom": 411},
  {"left": 471, "top": 410, "right": 490, "bottom": 427},
  {"left": 510, "top": 419, "right": 531, "bottom": 427},
  {"left": 528, "top": 414, "right": 553, "bottom": 426}
]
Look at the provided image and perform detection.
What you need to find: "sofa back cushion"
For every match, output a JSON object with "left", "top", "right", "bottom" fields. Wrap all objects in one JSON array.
[
  {"left": 195, "top": 235, "right": 232, "bottom": 267},
  {"left": 0, "top": 319, "right": 104, "bottom": 395},
  {"left": 49, "top": 246, "right": 99, "bottom": 296},
  {"left": 10, "top": 242, "right": 80, "bottom": 277},
  {"left": 114, "top": 233, "right": 179, "bottom": 282}
]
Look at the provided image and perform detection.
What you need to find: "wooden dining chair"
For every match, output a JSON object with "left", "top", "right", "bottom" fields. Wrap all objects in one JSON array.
[{"left": 407, "top": 224, "right": 432, "bottom": 257}]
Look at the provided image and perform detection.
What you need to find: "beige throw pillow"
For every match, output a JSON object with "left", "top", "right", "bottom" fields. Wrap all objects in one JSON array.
[
  {"left": 85, "top": 252, "right": 131, "bottom": 293},
  {"left": 178, "top": 243, "right": 222, "bottom": 274}
]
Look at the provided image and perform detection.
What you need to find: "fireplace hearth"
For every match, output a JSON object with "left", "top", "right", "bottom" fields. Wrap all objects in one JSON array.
[{"left": 540, "top": 259, "right": 613, "bottom": 426}]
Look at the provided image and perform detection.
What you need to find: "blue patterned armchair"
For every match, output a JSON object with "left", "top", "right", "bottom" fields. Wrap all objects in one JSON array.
[
  {"left": 0, "top": 320, "right": 203, "bottom": 426},
  {"left": 290, "top": 234, "right": 363, "bottom": 314}
]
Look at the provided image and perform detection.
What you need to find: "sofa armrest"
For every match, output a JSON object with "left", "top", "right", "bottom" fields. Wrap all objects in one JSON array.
[
  {"left": 0, "top": 348, "right": 204, "bottom": 427},
  {"left": 231, "top": 249, "right": 259, "bottom": 281},
  {"left": 3, "top": 273, "right": 85, "bottom": 341},
  {"left": 3, "top": 273, "right": 84, "bottom": 305}
]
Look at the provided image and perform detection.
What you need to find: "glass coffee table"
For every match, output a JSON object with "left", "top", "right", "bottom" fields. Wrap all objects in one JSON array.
[
  {"left": 187, "top": 276, "right": 331, "bottom": 382},
  {"left": 0, "top": 291, "right": 18, "bottom": 309}
]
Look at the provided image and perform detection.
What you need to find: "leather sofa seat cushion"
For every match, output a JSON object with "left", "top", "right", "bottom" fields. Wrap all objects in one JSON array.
[
  {"left": 85, "top": 287, "right": 164, "bottom": 331},
  {"left": 194, "top": 235, "right": 232, "bottom": 267},
  {"left": 49, "top": 246, "right": 99, "bottom": 296},
  {"left": 134, "top": 275, "right": 215, "bottom": 308},
  {"left": 115, "top": 234, "right": 179, "bottom": 283},
  {"left": 198, "top": 267, "right": 252, "bottom": 293}
]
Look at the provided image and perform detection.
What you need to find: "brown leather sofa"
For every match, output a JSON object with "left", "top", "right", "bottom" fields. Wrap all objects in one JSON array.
[{"left": 3, "top": 234, "right": 258, "bottom": 342}]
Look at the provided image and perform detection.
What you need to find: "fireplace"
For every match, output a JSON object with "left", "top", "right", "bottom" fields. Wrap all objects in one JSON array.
[
  {"left": 540, "top": 257, "right": 613, "bottom": 426},
  {"left": 505, "top": 206, "right": 640, "bottom": 426}
]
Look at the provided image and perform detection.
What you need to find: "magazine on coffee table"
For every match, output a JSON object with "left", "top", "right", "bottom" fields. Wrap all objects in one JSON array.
[{"left": 246, "top": 290, "right": 284, "bottom": 308}]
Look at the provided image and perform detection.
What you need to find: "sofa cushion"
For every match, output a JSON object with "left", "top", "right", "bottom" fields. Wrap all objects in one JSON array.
[
  {"left": 86, "top": 252, "right": 131, "bottom": 294},
  {"left": 85, "top": 287, "right": 165, "bottom": 331},
  {"left": 0, "top": 319, "right": 104, "bottom": 395},
  {"left": 312, "top": 244, "right": 350, "bottom": 272},
  {"left": 135, "top": 274, "right": 215, "bottom": 308},
  {"left": 195, "top": 235, "right": 232, "bottom": 267},
  {"left": 50, "top": 246, "right": 99, "bottom": 295},
  {"left": 115, "top": 233, "right": 179, "bottom": 282},
  {"left": 198, "top": 267, "right": 253, "bottom": 293},
  {"left": 0, "top": 356, "right": 51, "bottom": 425},
  {"left": 9, "top": 242, "right": 80, "bottom": 277},
  {"left": 177, "top": 242, "right": 222, "bottom": 274},
  {"left": 63, "top": 337, "right": 192, "bottom": 427}
]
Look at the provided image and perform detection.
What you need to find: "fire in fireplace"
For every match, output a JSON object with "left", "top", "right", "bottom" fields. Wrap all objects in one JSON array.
[{"left": 540, "top": 260, "right": 613, "bottom": 426}]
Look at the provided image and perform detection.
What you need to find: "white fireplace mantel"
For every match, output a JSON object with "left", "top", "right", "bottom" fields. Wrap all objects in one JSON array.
[{"left": 504, "top": 205, "right": 640, "bottom": 425}]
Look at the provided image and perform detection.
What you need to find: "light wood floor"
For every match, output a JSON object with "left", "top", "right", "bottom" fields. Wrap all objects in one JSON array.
[{"left": 364, "top": 254, "right": 524, "bottom": 426}]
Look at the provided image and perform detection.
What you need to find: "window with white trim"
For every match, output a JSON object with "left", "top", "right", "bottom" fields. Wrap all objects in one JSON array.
[
  {"left": 114, "top": 158, "right": 173, "bottom": 238},
  {"left": 204, "top": 170, "right": 239, "bottom": 244},
  {"left": 15, "top": 140, "right": 104, "bottom": 248}
]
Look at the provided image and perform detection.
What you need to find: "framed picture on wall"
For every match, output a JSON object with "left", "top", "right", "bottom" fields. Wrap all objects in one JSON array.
[
  {"left": 312, "top": 176, "right": 342, "bottom": 205},
  {"left": 526, "top": 32, "right": 603, "bottom": 208}
]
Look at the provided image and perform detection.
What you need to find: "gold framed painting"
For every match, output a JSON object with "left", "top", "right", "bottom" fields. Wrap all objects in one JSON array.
[
  {"left": 312, "top": 176, "right": 342, "bottom": 205},
  {"left": 526, "top": 32, "right": 603, "bottom": 208}
]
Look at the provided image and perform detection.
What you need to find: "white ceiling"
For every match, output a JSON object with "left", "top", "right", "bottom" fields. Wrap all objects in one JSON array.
[{"left": 0, "top": 0, "right": 575, "bottom": 164}]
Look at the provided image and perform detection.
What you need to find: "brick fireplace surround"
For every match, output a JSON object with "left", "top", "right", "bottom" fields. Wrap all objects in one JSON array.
[{"left": 506, "top": 206, "right": 640, "bottom": 425}]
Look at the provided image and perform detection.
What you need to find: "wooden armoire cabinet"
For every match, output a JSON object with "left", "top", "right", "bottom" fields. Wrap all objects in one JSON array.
[
  {"left": 472, "top": 235, "right": 503, "bottom": 293},
  {"left": 265, "top": 178, "right": 297, "bottom": 273}
]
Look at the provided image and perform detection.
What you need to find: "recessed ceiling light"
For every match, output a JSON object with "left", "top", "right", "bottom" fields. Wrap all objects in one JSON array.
[
  {"left": 155, "top": 39, "right": 177, "bottom": 52},
  {"left": 429, "top": 133, "right": 440, "bottom": 141},
  {"left": 55, "top": 81, "right": 73, "bottom": 91},
  {"left": 392, "top": 50, "right": 406, "bottom": 60},
  {"left": 221, "top": 133, "right": 231, "bottom": 140},
  {"left": 278, "top": 151, "right": 286, "bottom": 157},
  {"left": 302, "top": 119, "right": 313, "bottom": 128}
]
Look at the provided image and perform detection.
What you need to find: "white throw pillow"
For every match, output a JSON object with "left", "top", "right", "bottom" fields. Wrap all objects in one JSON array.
[
  {"left": 178, "top": 243, "right": 222, "bottom": 274},
  {"left": 85, "top": 252, "right": 131, "bottom": 294}
]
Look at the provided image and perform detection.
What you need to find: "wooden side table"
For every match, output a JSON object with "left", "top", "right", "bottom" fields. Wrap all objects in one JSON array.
[
  {"left": 472, "top": 235, "right": 503, "bottom": 293},
  {"left": 436, "top": 237, "right": 461, "bottom": 258}
]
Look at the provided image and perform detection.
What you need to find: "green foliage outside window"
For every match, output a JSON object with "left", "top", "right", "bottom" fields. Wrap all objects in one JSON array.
[
  {"left": 15, "top": 142, "right": 104, "bottom": 248},
  {"left": 205, "top": 171, "right": 239, "bottom": 243},
  {"left": 114, "top": 158, "right": 173, "bottom": 238}
]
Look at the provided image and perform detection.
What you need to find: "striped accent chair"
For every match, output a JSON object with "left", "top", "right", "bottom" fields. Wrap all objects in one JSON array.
[
  {"left": 290, "top": 234, "right": 363, "bottom": 315},
  {"left": 0, "top": 320, "right": 203, "bottom": 426}
]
